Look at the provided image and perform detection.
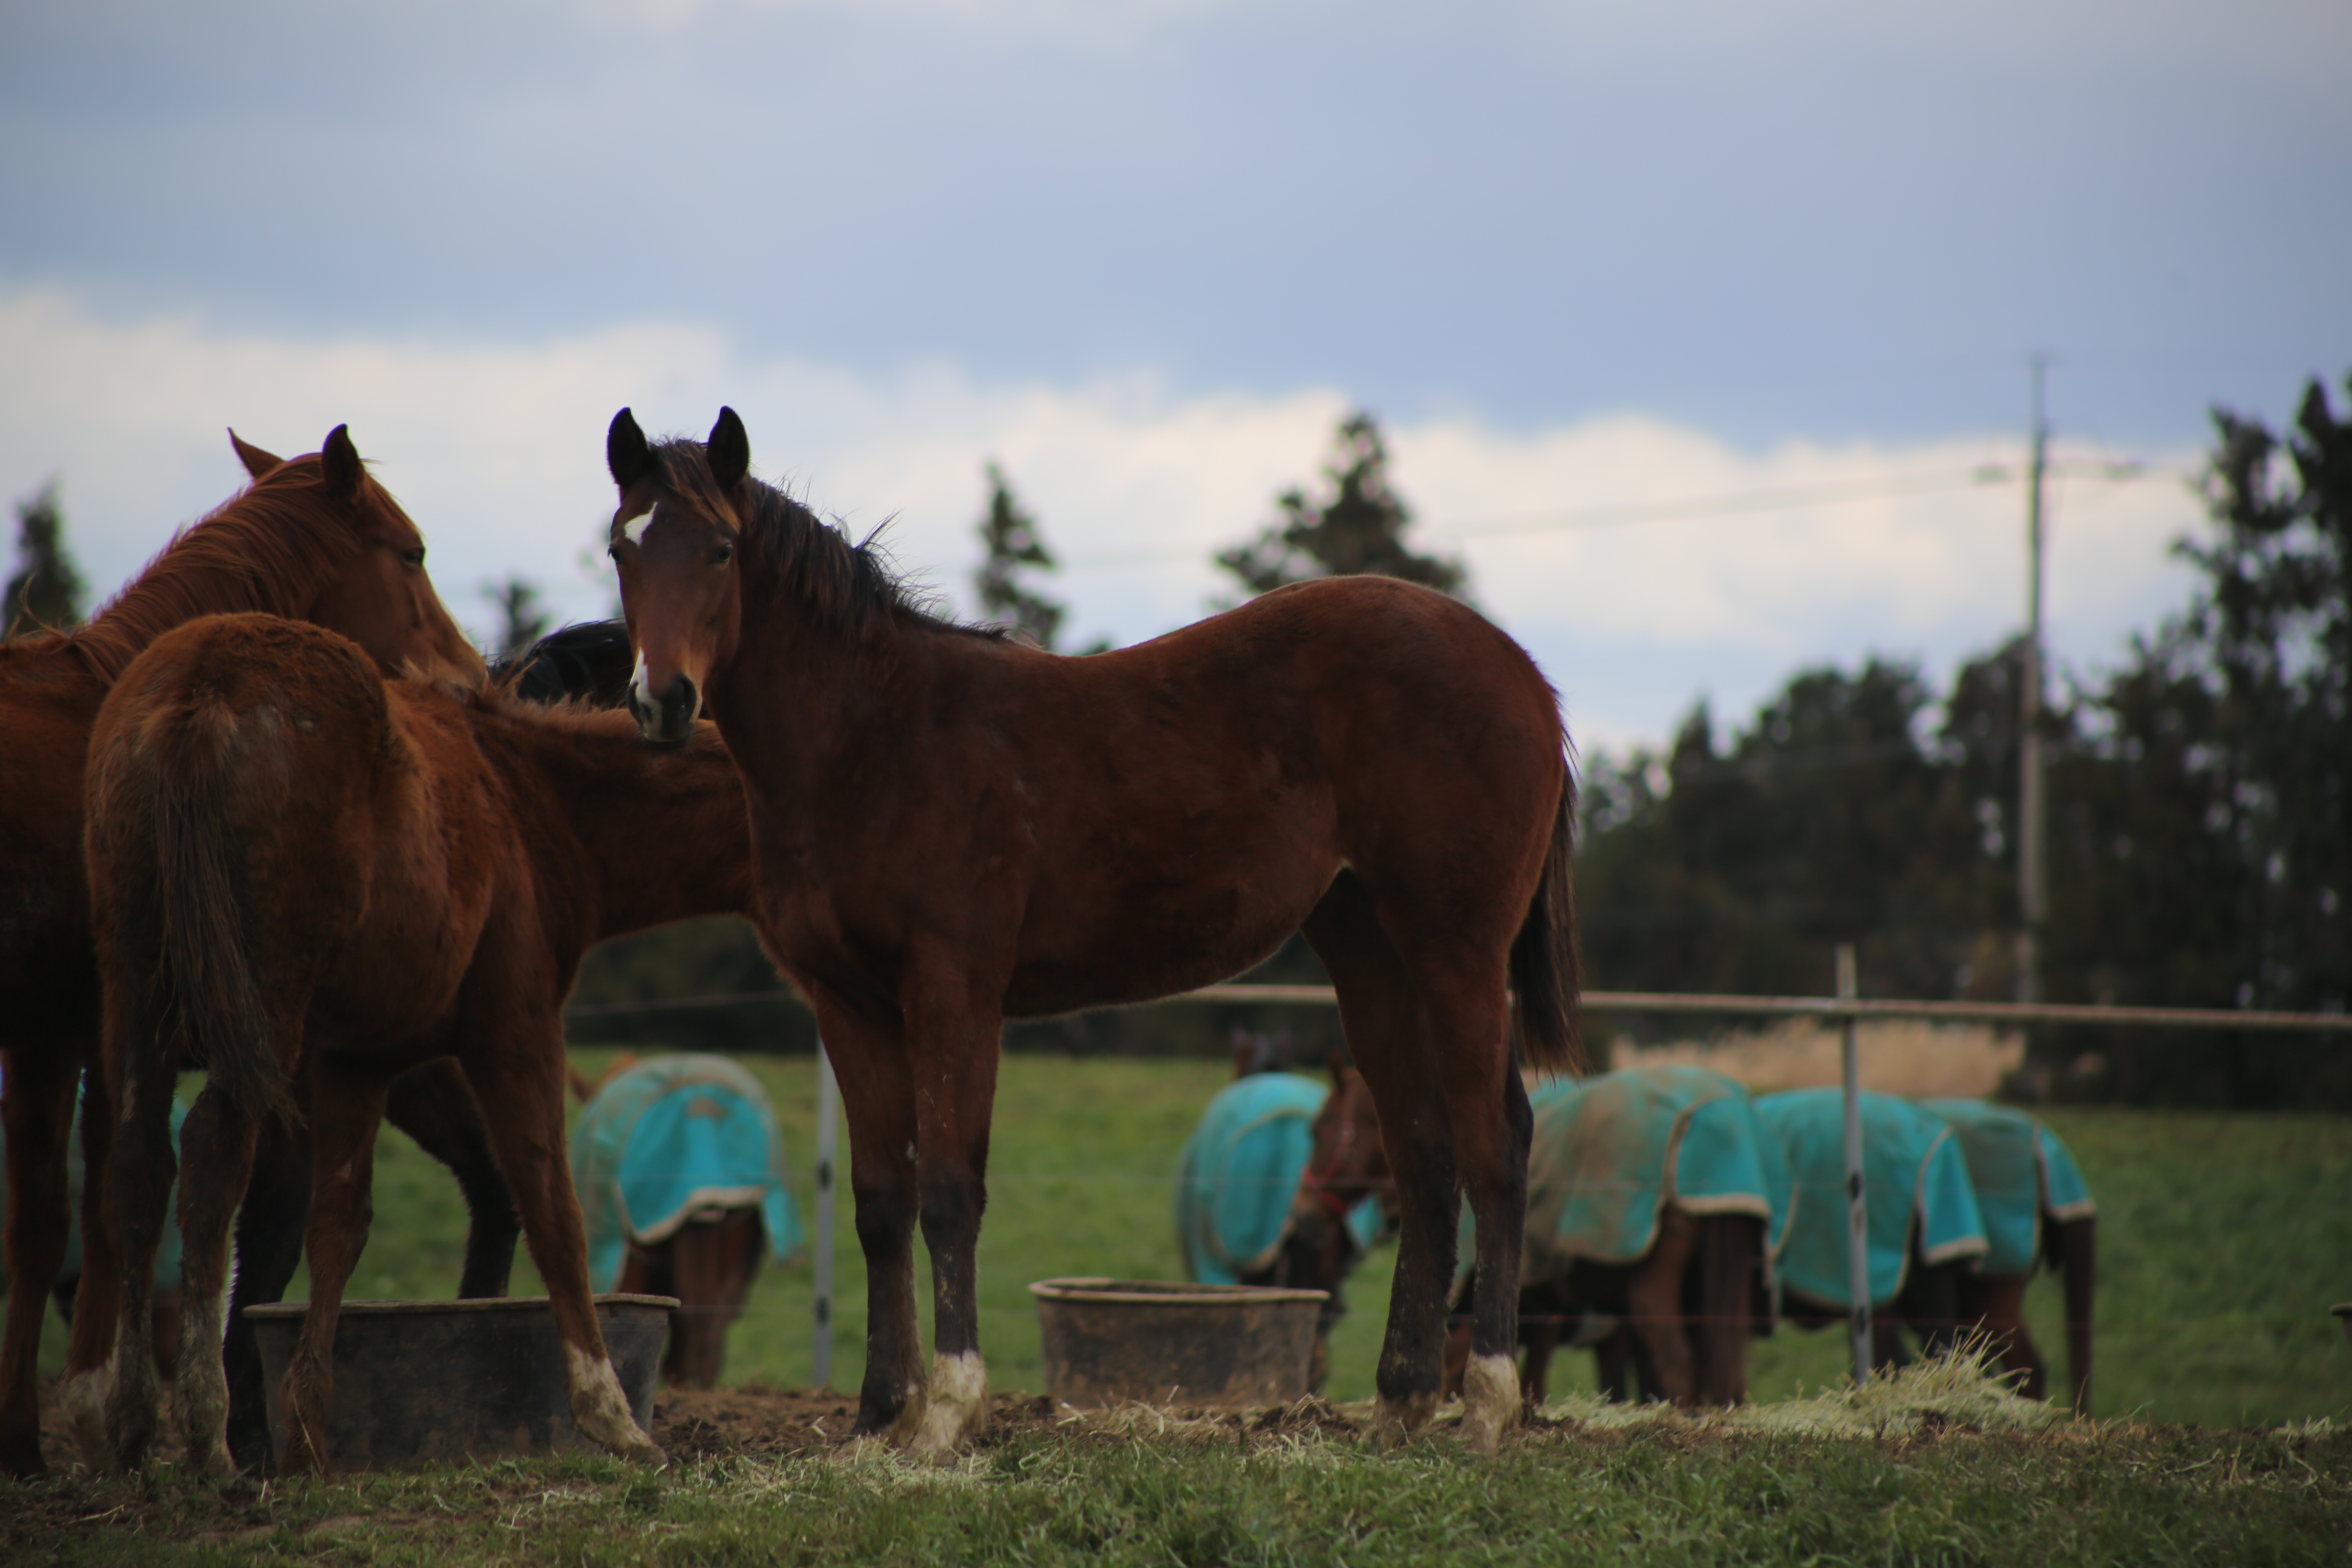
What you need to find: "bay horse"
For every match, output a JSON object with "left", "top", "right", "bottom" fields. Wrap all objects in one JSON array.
[
  {"left": 0, "top": 425, "right": 483, "bottom": 1475},
  {"left": 85, "top": 614, "right": 752, "bottom": 1476},
  {"left": 603, "top": 407, "right": 1580, "bottom": 1454}
]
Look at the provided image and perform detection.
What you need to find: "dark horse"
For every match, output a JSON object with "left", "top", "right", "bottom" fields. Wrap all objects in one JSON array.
[
  {"left": 86, "top": 614, "right": 751, "bottom": 1475},
  {"left": 603, "top": 408, "right": 1580, "bottom": 1454},
  {"left": 0, "top": 427, "right": 484, "bottom": 1475}
]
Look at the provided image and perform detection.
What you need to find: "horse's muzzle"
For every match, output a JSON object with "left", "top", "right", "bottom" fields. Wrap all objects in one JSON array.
[{"left": 632, "top": 672, "right": 699, "bottom": 748}]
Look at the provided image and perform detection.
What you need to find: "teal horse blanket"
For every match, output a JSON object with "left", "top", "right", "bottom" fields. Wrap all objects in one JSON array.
[
  {"left": 0, "top": 1088, "right": 185, "bottom": 1295},
  {"left": 1519, "top": 1065, "right": 1792, "bottom": 1284},
  {"left": 1919, "top": 1099, "right": 2096, "bottom": 1276},
  {"left": 1175, "top": 1073, "right": 1384, "bottom": 1286},
  {"left": 571, "top": 1055, "right": 804, "bottom": 1294},
  {"left": 1755, "top": 1088, "right": 1987, "bottom": 1308}
]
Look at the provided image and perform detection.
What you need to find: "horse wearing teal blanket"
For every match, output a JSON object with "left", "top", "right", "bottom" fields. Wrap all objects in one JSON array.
[
  {"left": 1920, "top": 1099, "right": 2096, "bottom": 1411},
  {"left": 1755, "top": 1088, "right": 1988, "bottom": 1372},
  {"left": 572, "top": 1054, "right": 805, "bottom": 1387},
  {"left": 1175, "top": 1055, "right": 1394, "bottom": 1390},
  {"left": 1448, "top": 1065, "right": 1791, "bottom": 1408}
]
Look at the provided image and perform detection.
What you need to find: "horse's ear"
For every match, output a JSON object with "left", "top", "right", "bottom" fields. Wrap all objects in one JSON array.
[
  {"left": 321, "top": 425, "right": 364, "bottom": 500},
  {"left": 229, "top": 429, "right": 284, "bottom": 480},
  {"left": 708, "top": 406, "right": 750, "bottom": 493},
  {"left": 608, "top": 408, "right": 651, "bottom": 492}
]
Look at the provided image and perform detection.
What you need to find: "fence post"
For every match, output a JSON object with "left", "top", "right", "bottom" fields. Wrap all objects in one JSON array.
[
  {"left": 813, "top": 1039, "right": 838, "bottom": 1387},
  {"left": 1838, "top": 944, "right": 1871, "bottom": 1388}
]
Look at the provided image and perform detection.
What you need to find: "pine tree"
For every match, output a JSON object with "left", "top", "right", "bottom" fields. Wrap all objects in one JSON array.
[
  {"left": 972, "top": 464, "right": 1067, "bottom": 651},
  {"left": 1214, "top": 412, "right": 1467, "bottom": 603},
  {"left": 5, "top": 481, "right": 87, "bottom": 637},
  {"left": 485, "top": 576, "right": 555, "bottom": 659}
]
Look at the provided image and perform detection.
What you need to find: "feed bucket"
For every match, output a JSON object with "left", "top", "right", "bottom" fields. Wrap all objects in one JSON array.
[
  {"left": 244, "top": 1293, "right": 674, "bottom": 1470},
  {"left": 1029, "top": 1278, "right": 1327, "bottom": 1410}
]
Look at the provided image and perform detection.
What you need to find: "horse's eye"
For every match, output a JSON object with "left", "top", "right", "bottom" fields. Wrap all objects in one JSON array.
[
  {"left": 400, "top": 546, "right": 426, "bottom": 569},
  {"left": 710, "top": 542, "right": 734, "bottom": 566}
]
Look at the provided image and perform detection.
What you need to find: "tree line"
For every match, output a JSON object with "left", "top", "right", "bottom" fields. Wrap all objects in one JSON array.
[{"left": 14, "top": 380, "right": 2342, "bottom": 1106}]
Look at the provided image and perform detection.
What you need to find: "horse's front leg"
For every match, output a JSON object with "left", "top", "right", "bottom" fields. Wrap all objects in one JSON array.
[
  {"left": 902, "top": 970, "right": 1003, "bottom": 1454},
  {"left": 385, "top": 1058, "right": 519, "bottom": 1298},
  {"left": 458, "top": 1020, "right": 662, "bottom": 1466},
  {"left": 803, "top": 990, "right": 925, "bottom": 1443},
  {"left": 223, "top": 1112, "right": 313, "bottom": 1474}
]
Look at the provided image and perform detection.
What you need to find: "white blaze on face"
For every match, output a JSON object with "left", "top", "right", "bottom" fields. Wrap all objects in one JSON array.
[
  {"left": 629, "top": 649, "right": 652, "bottom": 711},
  {"left": 621, "top": 503, "right": 657, "bottom": 546}
]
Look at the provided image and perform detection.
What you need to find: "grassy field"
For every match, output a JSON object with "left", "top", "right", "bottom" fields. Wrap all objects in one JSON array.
[
  {"left": 11, "top": 1051, "right": 2352, "bottom": 1564},
  {"left": 42, "top": 1050, "right": 2345, "bottom": 1428}
]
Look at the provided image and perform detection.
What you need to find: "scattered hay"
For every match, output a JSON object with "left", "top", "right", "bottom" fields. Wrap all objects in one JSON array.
[{"left": 1541, "top": 1343, "right": 2063, "bottom": 1440}]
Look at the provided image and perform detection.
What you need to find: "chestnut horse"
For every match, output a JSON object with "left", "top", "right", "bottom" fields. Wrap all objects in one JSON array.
[
  {"left": 604, "top": 408, "right": 1579, "bottom": 1455},
  {"left": 215, "top": 622, "right": 645, "bottom": 1473},
  {"left": 0, "top": 426, "right": 482, "bottom": 1475},
  {"left": 86, "top": 614, "right": 751, "bottom": 1475}
]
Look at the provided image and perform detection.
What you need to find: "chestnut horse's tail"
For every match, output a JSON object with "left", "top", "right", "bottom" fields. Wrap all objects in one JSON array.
[
  {"left": 139, "top": 709, "right": 297, "bottom": 1127},
  {"left": 1510, "top": 770, "right": 1584, "bottom": 1076}
]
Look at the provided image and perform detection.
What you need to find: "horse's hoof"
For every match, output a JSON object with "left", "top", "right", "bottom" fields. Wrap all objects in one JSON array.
[
  {"left": 1368, "top": 1388, "right": 1437, "bottom": 1452},
  {"left": 61, "top": 1370, "right": 110, "bottom": 1472},
  {"left": 910, "top": 1351, "right": 987, "bottom": 1455},
  {"left": 1458, "top": 1353, "right": 1521, "bottom": 1457}
]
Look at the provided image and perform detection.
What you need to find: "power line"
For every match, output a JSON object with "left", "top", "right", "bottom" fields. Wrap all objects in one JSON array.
[{"left": 1054, "top": 454, "right": 2180, "bottom": 570}]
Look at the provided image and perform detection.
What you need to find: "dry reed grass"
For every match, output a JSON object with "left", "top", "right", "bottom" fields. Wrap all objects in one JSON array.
[{"left": 1608, "top": 1018, "right": 2024, "bottom": 1099}]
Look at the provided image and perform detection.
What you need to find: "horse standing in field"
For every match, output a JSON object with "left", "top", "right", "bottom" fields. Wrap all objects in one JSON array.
[
  {"left": 1175, "top": 1052, "right": 1397, "bottom": 1391},
  {"left": 572, "top": 1054, "right": 806, "bottom": 1390},
  {"left": 86, "top": 614, "right": 755, "bottom": 1476},
  {"left": 603, "top": 407, "right": 1580, "bottom": 1455},
  {"left": 1443, "top": 1065, "right": 1790, "bottom": 1411},
  {"left": 1919, "top": 1098, "right": 2097, "bottom": 1412},
  {"left": 0, "top": 426, "right": 483, "bottom": 1476}
]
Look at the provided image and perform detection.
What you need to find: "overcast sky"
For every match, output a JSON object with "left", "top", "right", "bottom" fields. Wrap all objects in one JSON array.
[{"left": 4, "top": 0, "right": 2345, "bottom": 750}]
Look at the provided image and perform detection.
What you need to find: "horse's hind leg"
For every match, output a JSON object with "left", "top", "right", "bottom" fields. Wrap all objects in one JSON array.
[
  {"left": 174, "top": 1080, "right": 264, "bottom": 1480},
  {"left": 100, "top": 1002, "right": 183, "bottom": 1472},
  {"left": 224, "top": 1112, "right": 312, "bottom": 1473},
  {"left": 1688, "top": 1215, "right": 1759, "bottom": 1406},
  {"left": 0, "top": 1043, "right": 79, "bottom": 1474},
  {"left": 1305, "top": 875, "right": 1527, "bottom": 1455},
  {"left": 458, "top": 1023, "right": 661, "bottom": 1466}
]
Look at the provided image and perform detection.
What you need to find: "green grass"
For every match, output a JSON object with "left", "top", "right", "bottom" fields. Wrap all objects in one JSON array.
[
  {"left": 33, "top": 1056, "right": 2352, "bottom": 1429},
  {"left": 7, "top": 1397, "right": 2348, "bottom": 1566}
]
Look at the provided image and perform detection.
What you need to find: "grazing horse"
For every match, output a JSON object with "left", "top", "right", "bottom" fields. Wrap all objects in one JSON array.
[
  {"left": 86, "top": 614, "right": 753, "bottom": 1476},
  {"left": 0, "top": 425, "right": 483, "bottom": 1475},
  {"left": 1920, "top": 1099, "right": 2097, "bottom": 1412},
  {"left": 1754, "top": 1088, "right": 1989, "bottom": 1371},
  {"left": 603, "top": 408, "right": 1579, "bottom": 1454},
  {"left": 1175, "top": 1054, "right": 1396, "bottom": 1390},
  {"left": 572, "top": 1054, "right": 805, "bottom": 1389},
  {"left": 1443, "top": 1065, "right": 1790, "bottom": 1410}
]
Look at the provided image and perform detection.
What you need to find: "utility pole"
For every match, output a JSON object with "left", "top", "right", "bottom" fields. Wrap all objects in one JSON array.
[{"left": 2016, "top": 358, "right": 2048, "bottom": 1004}]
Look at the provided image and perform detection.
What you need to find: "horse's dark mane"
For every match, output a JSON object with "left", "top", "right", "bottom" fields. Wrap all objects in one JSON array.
[
  {"left": 65, "top": 454, "right": 372, "bottom": 683},
  {"left": 648, "top": 438, "right": 1002, "bottom": 642}
]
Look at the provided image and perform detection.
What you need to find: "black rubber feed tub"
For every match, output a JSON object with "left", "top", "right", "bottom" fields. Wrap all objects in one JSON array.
[
  {"left": 1030, "top": 1278, "right": 1328, "bottom": 1410},
  {"left": 244, "top": 1293, "right": 674, "bottom": 1470}
]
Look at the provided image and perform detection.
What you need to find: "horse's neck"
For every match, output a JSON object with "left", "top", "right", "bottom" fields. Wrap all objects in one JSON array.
[
  {"left": 74, "top": 505, "right": 326, "bottom": 679},
  {"left": 521, "top": 721, "right": 753, "bottom": 937}
]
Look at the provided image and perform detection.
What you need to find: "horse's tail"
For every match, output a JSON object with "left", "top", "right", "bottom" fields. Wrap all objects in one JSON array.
[
  {"left": 160, "top": 714, "right": 299, "bottom": 1125},
  {"left": 1509, "top": 766, "right": 1584, "bottom": 1076},
  {"left": 2058, "top": 1215, "right": 2096, "bottom": 1415}
]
